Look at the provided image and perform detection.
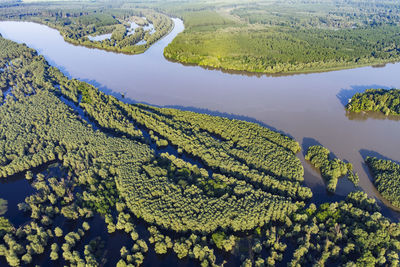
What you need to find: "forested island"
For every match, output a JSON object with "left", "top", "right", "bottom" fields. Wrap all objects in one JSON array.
[
  {"left": 0, "top": 1, "right": 173, "bottom": 54},
  {"left": 2, "top": 0, "right": 400, "bottom": 74},
  {"left": 346, "top": 89, "right": 400, "bottom": 116},
  {"left": 0, "top": 28, "right": 399, "bottom": 266},
  {"left": 305, "top": 145, "right": 358, "bottom": 192}
]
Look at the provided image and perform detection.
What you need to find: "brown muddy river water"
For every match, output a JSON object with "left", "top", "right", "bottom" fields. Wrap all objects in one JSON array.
[{"left": 1, "top": 19, "right": 400, "bottom": 220}]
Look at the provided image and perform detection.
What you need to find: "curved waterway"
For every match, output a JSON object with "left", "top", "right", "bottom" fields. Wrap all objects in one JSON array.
[{"left": 0, "top": 19, "right": 400, "bottom": 220}]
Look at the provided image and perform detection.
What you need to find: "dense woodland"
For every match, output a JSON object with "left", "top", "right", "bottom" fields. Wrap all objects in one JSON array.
[
  {"left": 1, "top": 1, "right": 400, "bottom": 73},
  {"left": 163, "top": 0, "right": 400, "bottom": 74},
  {"left": 0, "top": 29, "right": 399, "bottom": 266},
  {"left": 0, "top": 1, "right": 173, "bottom": 54},
  {"left": 366, "top": 157, "right": 400, "bottom": 209},
  {"left": 346, "top": 88, "right": 400, "bottom": 116}
]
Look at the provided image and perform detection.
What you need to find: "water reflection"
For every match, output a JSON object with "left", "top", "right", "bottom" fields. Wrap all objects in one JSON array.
[{"left": 346, "top": 110, "right": 400, "bottom": 121}]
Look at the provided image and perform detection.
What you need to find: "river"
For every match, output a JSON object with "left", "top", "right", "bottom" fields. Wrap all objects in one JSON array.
[{"left": 0, "top": 18, "right": 400, "bottom": 221}]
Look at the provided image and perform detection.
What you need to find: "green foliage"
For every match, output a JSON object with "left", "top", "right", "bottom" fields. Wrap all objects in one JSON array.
[
  {"left": 0, "top": 199, "right": 7, "bottom": 216},
  {"left": 365, "top": 156, "right": 400, "bottom": 208},
  {"left": 82, "top": 222, "right": 90, "bottom": 231},
  {"left": 173, "top": 239, "right": 190, "bottom": 259},
  {"left": 315, "top": 203, "right": 340, "bottom": 225},
  {"left": 39, "top": 40, "right": 310, "bottom": 233},
  {"left": 0, "top": 217, "right": 13, "bottom": 236},
  {"left": 166, "top": 25, "right": 400, "bottom": 74},
  {"left": 211, "top": 231, "right": 235, "bottom": 252},
  {"left": 0, "top": 23, "right": 400, "bottom": 266},
  {"left": 182, "top": 10, "right": 236, "bottom": 29},
  {"left": 306, "top": 145, "right": 358, "bottom": 192},
  {"left": 50, "top": 243, "right": 58, "bottom": 261},
  {"left": 211, "top": 232, "right": 225, "bottom": 250},
  {"left": 21, "top": 252, "right": 32, "bottom": 264},
  {"left": 0, "top": 2, "right": 173, "bottom": 55},
  {"left": 119, "top": 237, "right": 147, "bottom": 266},
  {"left": 288, "top": 191, "right": 400, "bottom": 266},
  {"left": 347, "top": 89, "right": 400, "bottom": 116},
  {"left": 54, "top": 227, "right": 63, "bottom": 237},
  {"left": 76, "top": 14, "right": 118, "bottom": 27},
  {"left": 346, "top": 163, "right": 359, "bottom": 186},
  {"left": 231, "top": 1, "right": 400, "bottom": 28},
  {"left": 0, "top": 34, "right": 308, "bottom": 237}
]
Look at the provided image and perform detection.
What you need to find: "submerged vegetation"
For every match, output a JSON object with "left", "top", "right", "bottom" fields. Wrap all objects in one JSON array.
[
  {"left": 366, "top": 157, "right": 400, "bottom": 209},
  {"left": 306, "top": 145, "right": 358, "bottom": 192},
  {"left": 346, "top": 88, "right": 400, "bottom": 116},
  {"left": 0, "top": 29, "right": 399, "bottom": 266}
]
